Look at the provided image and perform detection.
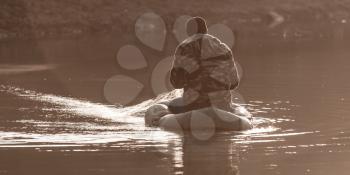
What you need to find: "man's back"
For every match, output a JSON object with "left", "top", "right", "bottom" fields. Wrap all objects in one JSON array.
[{"left": 170, "top": 33, "right": 239, "bottom": 110}]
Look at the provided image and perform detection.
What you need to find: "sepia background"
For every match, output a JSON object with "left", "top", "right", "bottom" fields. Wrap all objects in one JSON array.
[{"left": 1, "top": 0, "right": 350, "bottom": 175}]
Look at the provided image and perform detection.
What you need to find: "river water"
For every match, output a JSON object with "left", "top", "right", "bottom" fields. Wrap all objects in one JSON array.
[{"left": 0, "top": 31, "right": 350, "bottom": 175}]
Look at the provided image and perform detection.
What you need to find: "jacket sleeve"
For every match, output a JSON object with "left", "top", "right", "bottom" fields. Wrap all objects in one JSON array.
[
  {"left": 170, "top": 67, "right": 187, "bottom": 89},
  {"left": 228, "top": 51, "right": 240, "bottom": 90},
  {"left": 206, "top": 36, "right": 240, "bottom": 90},
  {"left": 170, "top": 45, "right": 187, "bottom": 89},
  {"left": 170, "top": 43, "right": 200, "bottom": 89},
  {"left": 209, "top": 48, "right": 240, "bottom": 90}
]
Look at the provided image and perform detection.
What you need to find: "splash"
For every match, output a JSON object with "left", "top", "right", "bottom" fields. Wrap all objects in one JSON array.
[
  {"left": 0, "top": 85, "right": 182, "bottom": 126},
  {"left": 0, "top": 85, "right": 183, "bottom": 149}
]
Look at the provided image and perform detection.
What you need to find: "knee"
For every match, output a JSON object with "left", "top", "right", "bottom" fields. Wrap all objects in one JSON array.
[
  {"left": 159, "top": 114, "right": 183, "bottom": 130},
  {"left": 168, "top": 97, "right": 187, "bottom": 114},
  {"left": 145, "top": 104, "right": 170, "bottom": 126},
  {"left": 168, "top": 97, "right": 184, "bottom": 107}
]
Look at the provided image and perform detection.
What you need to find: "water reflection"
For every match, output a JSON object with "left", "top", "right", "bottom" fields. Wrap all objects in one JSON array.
[
  {"left": 180, "top": 133, "right": 240, "bottom": 175},
  {"left": 0, "top": 85, "right": 292, "bottom": 173},
  {"left": 2, "top": 83, "right": 348, "bottom": 175}
]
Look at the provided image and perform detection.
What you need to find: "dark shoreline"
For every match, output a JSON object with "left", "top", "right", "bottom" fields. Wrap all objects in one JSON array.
[{"left": 0, "top": 0, "right": 349, "bottom": 41}]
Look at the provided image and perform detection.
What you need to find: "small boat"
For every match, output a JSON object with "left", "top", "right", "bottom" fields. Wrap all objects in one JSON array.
[{"left": 145, "top": 103, "right": 253, "bottom": 131}]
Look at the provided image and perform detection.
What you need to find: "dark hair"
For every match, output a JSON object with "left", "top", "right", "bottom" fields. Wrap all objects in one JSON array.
[{"left": 186, "top": 17, "right": 208, "bottom": 35}]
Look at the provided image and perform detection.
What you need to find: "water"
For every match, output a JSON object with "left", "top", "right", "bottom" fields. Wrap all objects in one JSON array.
[{"left": 1, "top": 34, "right": 350, "bottom": 175}]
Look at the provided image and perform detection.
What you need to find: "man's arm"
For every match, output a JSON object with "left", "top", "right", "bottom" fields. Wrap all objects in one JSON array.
[
  {"left": 170, "top": 44, "right": 200, "bottom": 89},
  {"left": 228, "top": 51, "right": 240, "bottom": 90},
  {"left": 170, "top": 67, "right": 187, "bottom": 89},
  {"left": 207, "top": 44, "right": 240, "bottom": 90},
  {"left": 206, "top": 36, "right": 239, "bottom": 90},
  {"left": 170, "top": 45, "right": 187, "bottom": 89}
]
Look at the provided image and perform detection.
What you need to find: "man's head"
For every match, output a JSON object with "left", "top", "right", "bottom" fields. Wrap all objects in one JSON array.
[{"left": 186, "top": 17, "right": 208, "bottom": 36}]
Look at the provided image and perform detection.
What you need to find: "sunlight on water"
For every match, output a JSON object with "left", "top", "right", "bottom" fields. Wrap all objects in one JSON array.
[
  {"left": 0, "top": 85, "right": 183, "bottom": 147},
  {"left": 1, "top": 85, "right": 142, "bottom": 125},
  {"left": 0, "top": 85, "right": 185, "bottom": 171},
  {"left": 0, "top": 85, "right": 310, "bottom": 147},
  {"left": 235, "top": 129, "right": 316, "bottom": 144},
  {"left": 0, "top": 85, "right": 329, "bottom": 175},
  {"left": 0, "top": 64, "right": 55, "bottom": 75},
  {"left": 0, "top": 85, "right": 183, "bottom": 126},
  {"left": 0, "top": 130, "right": 179, "bottom": 147},
  {"left": 0, "top": 86, "right": 316, "bottom": 148}
]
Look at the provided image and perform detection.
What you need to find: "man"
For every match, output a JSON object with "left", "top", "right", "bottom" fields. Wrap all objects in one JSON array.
[{"left": 168, "top": 17, "right": 240, "bottom": 114}]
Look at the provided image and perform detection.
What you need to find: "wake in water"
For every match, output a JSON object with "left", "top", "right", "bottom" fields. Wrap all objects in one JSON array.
[
  {"left": 0, "top": 84, "right": 302, "bottom": 147},
  {"left": 0, "top": 85, "right": 183, "bottom": 125},
  {"left": 0, "top": 85, "right": 256, "bottom": 125},
  {"left": 0, "top": 85, "right": 186, "bottom": 147}
]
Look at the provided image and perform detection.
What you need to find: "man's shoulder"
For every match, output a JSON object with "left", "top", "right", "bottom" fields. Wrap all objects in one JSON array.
[
  {"left": 175, "top": 34, "right": 202, "bottom": 53},
  {"left": 204, "top": 34, "right": 231, "bottom": 50},
  {"left": 178, "top": 34, "right": 220, "bottom": 48},
  {"left": 176, "top": 34, "right": 232, "bottom": 56},
  {"left": 180, "top": 34, "right": 203, "bottom": 45}
]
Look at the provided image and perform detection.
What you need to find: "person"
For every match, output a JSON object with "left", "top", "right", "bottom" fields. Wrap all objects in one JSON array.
[
  {"left": 167, "top": 16, "right": 240, "bottom": 114},
  {"left": 144, "top": 17, "right": 251, "bottom": 130}
]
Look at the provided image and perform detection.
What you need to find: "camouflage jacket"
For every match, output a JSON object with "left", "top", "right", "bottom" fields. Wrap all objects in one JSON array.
[{"left": 170, "top": 34, "right": 239, "bottom": 109}]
